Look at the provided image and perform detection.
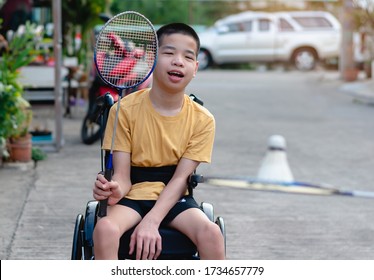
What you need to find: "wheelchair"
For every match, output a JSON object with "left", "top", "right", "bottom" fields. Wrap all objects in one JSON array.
[{"left": 71, "top": 93, "right": 226, "bottom": 260}]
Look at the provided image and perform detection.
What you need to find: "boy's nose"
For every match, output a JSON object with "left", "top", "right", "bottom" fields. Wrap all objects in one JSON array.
[{"left": 172, "top": 56, "right": 183, "bottom": 67}]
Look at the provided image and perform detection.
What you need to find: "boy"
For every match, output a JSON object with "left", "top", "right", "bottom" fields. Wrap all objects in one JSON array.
[{"left": 93, "top": 23, "right": 225, "bottom": 260}]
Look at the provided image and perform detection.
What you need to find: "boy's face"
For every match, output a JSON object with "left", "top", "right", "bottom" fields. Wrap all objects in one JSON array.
[{"left": 154, "top": 33, "right": 199, "bottom": 93}]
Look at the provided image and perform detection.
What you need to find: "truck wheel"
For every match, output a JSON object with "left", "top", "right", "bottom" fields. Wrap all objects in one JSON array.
[
  {"left": 198, "top": 49, "right": 212, "bottom": 70},
  {"left": 292, "top": 48, "right": 317, "bottom": 71}
]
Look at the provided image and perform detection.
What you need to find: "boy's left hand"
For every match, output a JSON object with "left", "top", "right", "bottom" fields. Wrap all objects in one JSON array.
[{"left": 129, "top": 218, "right": 162, "bottom": 260}]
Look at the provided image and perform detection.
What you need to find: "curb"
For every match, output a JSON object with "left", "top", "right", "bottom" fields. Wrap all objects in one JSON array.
[
  {"left": 1, "top": 161, "right": 34, "bottom": 171},
  {"left": 340, "top": 80, "right": 374, "bottom": 106}
]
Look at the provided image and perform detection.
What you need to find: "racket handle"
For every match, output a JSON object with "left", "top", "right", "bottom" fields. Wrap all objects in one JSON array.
[
  {"left": 98, "top": 199, "right": 108, "bottom": 218},
  {"left": 98, "top": 168, "right": 113, "bottom": 217}
]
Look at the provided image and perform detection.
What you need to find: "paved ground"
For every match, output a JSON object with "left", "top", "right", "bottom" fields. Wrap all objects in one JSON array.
[{"left": 1, "top": 69, "right": 373, "bottom": 260}]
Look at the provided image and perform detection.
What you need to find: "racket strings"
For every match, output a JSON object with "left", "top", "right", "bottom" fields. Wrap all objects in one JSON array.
[{"left": 95, "top": 13, "right": 157, "bottom": 88}]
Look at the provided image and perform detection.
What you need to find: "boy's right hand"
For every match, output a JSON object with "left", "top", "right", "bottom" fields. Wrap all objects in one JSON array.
[
  {"left": 93, "top": 173, "right": 111, "bottom": 201},
  {"left": 93, "top": 173, "right": 123, "bottom": 205}
]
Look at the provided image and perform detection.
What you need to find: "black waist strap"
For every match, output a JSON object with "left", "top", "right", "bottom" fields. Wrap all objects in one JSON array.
[{"left": 130, "top": 165, "right": 177, "bottom": 185}]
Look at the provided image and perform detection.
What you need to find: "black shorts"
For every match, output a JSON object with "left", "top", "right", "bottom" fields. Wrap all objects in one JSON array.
[{"left": 117, "top": 196, "right": 200, "bottom": 226}]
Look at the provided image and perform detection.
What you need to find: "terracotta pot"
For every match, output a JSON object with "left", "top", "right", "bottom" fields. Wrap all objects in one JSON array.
[
  {"left": 8, "top": 134, "right": 32, "bottom": 162},
  {"left": 343, "top": 68, "right": 359, "bottom": 82}
]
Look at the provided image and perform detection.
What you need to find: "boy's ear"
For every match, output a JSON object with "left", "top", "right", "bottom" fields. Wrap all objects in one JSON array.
[{"left": 194, "top": 61, "right": 199, "bottom": 77}]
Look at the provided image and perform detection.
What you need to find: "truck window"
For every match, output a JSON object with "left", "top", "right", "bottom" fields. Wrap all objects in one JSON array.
[
  {"left": 226, "top": 22, "right": 242, "bottom": 33},
  {"left": 279, "top": 18, "right": 294, "bottom": 32},
  {"left": 241, "top": 21, "right": 252, "bottom": 32},
  {"left": 227, "top": 20, "right": 252, "bottom": 33},
  {"left": 258, "top": 19, "right": 271, "bottom": 32},
  {"left": 292, "top": 16, "right": 333, "bottom": 29}
]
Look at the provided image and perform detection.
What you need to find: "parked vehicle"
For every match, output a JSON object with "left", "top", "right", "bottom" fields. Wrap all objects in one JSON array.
[
  {"left": 81, "top": 25, "right": 152, "bottom": 145},
  {"left": 197, "top": 10, "right": 341, "bottom": 71}
]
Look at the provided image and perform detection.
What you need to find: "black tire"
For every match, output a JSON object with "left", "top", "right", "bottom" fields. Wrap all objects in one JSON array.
[
  {"left": 71, "top": 214, "right": 84, "bottom": 260},
  {"left": 292, "top": 48, "right": 318, "bottom": 71},
  {"left": 82, "top": 200, "right": 99, "bottom": 260},
  {"left": 81, "top": 113, "right": 102, "bottom": 145},
  {"left": 215, "top": 216, "right": 226, "bottom": 255},
  {"left": 198, "top": 49, "right": 212, "bottom": 70}
]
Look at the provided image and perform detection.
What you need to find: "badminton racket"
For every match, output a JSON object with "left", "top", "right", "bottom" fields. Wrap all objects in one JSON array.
[
  {"left": 94, "top": 11, "right": 158, "bottom": 217},
  {"left": 202, "top": 176, "right": 374, "bottom": 198}
]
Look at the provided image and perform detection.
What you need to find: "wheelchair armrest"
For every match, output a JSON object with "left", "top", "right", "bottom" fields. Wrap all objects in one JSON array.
[
  {"left": 189, "top": 94, "right": 204, "bottom": 106},
  {"left": 188, "top": 173, "right": 204, "bottom": 188},
  {"left": 187, "top": 173, "right": 204, "bottom": 191},
  {"left": 93, "top": 93, "right": 115, "bottom": 122}
]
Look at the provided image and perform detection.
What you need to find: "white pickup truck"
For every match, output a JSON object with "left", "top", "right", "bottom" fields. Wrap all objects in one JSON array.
[{"left": 197, "top": 11, "right": 341, "bottom": 71}]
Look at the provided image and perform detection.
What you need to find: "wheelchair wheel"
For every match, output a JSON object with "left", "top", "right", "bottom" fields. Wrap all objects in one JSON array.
[
  {"left": 71, "top": 214, "right": 84, "bottom": 260},
  {"left": 82, "top": 200, "right": 98, "bottom": 260},
  {"left": 201, "top": 202, "right": 214, "bottom": 222},
  {"left": 215, "top": 216, "right": 226, "bottom": 253}
]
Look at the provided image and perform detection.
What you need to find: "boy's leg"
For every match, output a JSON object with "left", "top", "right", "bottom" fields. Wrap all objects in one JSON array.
[
  {"left": 168, "top": 206, "right": 225, "bottom": 260},
  {"left": 93, "top": 204, "right": 142, "bottom": 260}
]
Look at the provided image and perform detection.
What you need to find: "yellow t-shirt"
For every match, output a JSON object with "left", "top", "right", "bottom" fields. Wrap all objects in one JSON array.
[{"left": 102, "top": 88, "right": 215, "bottom": 200}]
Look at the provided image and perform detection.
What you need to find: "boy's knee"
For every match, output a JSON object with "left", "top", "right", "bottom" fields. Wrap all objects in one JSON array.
[
  {"left": 210, "top": 222, "right": 224, "bottom": 240},
  {"left": 94, "top": 217, "right": 120, "bottom": 240},
  {"left": 197, "top": 222, "right": 225, "bottom": 259},
  {"left": 199, "top": 221, "right": 223, "bottom": 243}
]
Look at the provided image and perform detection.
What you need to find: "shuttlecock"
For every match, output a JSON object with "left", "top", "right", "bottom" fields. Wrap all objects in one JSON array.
[{"left": 256, "top": 135, "right": 294, "bottom": 183}]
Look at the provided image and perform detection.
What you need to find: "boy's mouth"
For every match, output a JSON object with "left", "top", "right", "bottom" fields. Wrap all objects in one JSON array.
[{"left": 168, "top": 71, "right": 184, "bottom": 78}]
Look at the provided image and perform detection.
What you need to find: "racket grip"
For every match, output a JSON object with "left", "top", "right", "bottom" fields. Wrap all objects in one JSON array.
[
  {"left": 98, "top": 199, "right": 108, "bottom": 218},
  {"left": 98, "top": 168, "right": 113, "bottom": 217}
]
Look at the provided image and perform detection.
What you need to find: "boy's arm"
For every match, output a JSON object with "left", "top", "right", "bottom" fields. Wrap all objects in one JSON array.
[
  {"left": 110, "top": 151, "right": 132, "bottom": 204},
  {"left": 129, "top": 157, "right": 199, "bottom": 260},
  {"left": 94, "top": 151, "right": 132, "bottom": 206}
]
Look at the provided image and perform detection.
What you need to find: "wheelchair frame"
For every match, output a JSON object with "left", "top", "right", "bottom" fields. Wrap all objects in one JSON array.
[
  {"left": 71, "top": 93, "right": 226, "bottom": 260},
  {"left": 71, "top": 190, "right": 226, "bottom": 259}
]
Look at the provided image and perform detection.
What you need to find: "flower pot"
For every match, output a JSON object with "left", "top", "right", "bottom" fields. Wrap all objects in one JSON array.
[
  {"left": 8, "top": 134, "right": 32, "bottom": 162},
  {"left": 343, "top": 68, "right": 359, "bottom": 82}
]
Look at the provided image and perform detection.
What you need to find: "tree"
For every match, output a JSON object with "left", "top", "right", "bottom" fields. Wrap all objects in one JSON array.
[
  {"left": 109, "top": 0, "right": 238, "bottom": 26},
  {"left": 352, "top": 0, "right": 374, "bottom": 77},
  {"left": 61, "top": 0, "right": 110, "bottom": 66},
  {"left": 353, "top": 0, "right": 374, "bottom": 29}
]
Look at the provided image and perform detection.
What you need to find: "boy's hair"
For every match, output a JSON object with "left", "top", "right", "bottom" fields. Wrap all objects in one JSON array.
[{"left": 156, "top": 23, "right": 200, "bottom": 55}]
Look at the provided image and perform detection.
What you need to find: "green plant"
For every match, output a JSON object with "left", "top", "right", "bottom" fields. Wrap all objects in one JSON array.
[
  {"left": 11, "top": 96, "right": 33, "bottom": 139},
  {"left": 0, "top": 21, "right": 42, "bottom": 158},
  {"left": 32, "top": 147, "right": 47, "bottom": 168}
]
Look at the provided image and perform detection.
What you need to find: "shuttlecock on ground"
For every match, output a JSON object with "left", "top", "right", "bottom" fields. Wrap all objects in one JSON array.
[{"left": 256, "top": 135, "right": 294, "bottom": 183}]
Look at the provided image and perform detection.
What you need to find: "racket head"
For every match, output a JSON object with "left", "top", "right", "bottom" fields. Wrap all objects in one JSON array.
[{"left": 94, "top": 11, "right": 158, "bottom": 90}]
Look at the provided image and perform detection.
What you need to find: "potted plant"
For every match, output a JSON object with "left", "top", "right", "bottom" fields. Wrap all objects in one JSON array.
[
  {"left": 0, "top": 21, "right": 42, "bottom": 163},
  {"left": 0, "top": 83, "right": 33, "bottom": 162},
  {"left": 6, "top": 97, "right": 33, "bottom": 162},
  {"left": 32, "top": 146, "right": 47, "bottom": 168}
]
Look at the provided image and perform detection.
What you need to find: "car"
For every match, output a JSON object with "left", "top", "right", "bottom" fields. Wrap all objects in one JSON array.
[{"left": 197, "top": 10, "right": 341, "bottom": 71}]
